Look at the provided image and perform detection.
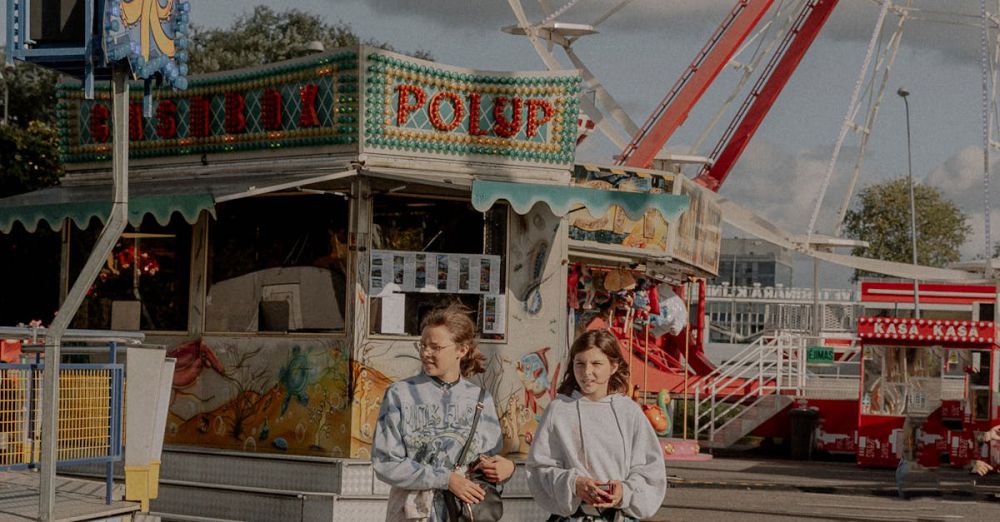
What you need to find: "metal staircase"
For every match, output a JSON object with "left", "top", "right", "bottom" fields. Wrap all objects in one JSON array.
[{"left": 693, "top": 331, "right": 805, "bottom": 447}]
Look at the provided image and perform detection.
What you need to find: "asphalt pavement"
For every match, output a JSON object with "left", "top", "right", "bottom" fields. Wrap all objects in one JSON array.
[{"left": 650, "top": 456, "right": 1000, "bottom": 521}]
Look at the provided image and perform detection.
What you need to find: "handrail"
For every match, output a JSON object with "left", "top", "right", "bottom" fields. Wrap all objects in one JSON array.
[
  {"left": 698, "top": 333, "right": 775, "bottom": 384},
  {"left": 0, "top": 326, "right": 145, "bottom": 345},
  {"left": 694, "top": 331, "right": 806, "bottom": 442}
]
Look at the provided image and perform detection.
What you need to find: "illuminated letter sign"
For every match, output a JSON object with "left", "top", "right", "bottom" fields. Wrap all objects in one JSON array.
[
  {"left": 129, "top": 103, "right": 145, "bottom": 141},
  {"left": 858, "top": 317, "right": 996, "bottom": 344},
  {"left": 224, "top": 93, "right": 246, "bottom": 134},
  {"left": 525, "top": 99, "right": 554, "bottom": 138},
  {"left": 89, "top": 104, "right": 111, "bottom": 143},
  {"left": 299, "top": 84, "right": 320, "bottom": 128},
  {"left": 492, "top": 96, "right": 523, "bottom": 138},
  {"left": 396, "top": 85, "right": 425, "bottom": 126},
  {"left": 261, "top": 89, "right": 282, "bottom": 131},
  {"left": 188, "top": 96, "right": 211, "bottom": 138},
  {"left": 428, "top": 92, "right": 464, "bottom": 131},
  {"left": 156, "top": 100, "right": 178, "bottom": 139},
  {"left": 467, "top": 93, "right": 489, "bottom": 137},
  {"left": 366, "top": 50, "right": 579, "bottom": 165}
]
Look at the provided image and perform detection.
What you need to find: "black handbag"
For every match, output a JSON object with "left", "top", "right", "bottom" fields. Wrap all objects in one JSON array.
[{"left": 443, "top": 387, "right": 503, "bottom": 522}]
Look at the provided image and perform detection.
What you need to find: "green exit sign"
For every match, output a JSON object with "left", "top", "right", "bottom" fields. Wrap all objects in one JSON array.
[{"left": 807, "top": 346, "right": 835, "bottom": 364}]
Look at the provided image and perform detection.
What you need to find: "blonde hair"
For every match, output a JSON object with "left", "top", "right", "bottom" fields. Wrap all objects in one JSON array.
[
  {"left": 420, "top": 304, "right": 486, "bottom": 377},
  {"left": 557, "top": 329, "right": 629, "bottom": 396}
]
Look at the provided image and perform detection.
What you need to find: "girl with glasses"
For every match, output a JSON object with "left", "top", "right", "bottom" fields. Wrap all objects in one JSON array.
[{"left": 372, "top": 304, "right": 514, "bottom": 521}]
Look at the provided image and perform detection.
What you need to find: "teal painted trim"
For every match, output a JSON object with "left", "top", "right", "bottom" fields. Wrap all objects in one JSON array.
[
  {"left": 0, "top": 194, "right": 214, "bottom": 234},
  {"left": 471, "top": 180, "right": 689, "bottom": 221}
]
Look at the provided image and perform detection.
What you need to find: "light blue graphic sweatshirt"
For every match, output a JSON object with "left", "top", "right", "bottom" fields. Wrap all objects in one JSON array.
[
  {"left": 372, "top": 373, "right": 503, "bottom": 521},
  {"left": 526, "top": 391, "right": 667, "bottom": 519}
]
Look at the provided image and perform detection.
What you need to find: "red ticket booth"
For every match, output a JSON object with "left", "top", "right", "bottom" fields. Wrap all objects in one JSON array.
[{"left": 856, "top": 283, "right": 1000, "bottom": 469}]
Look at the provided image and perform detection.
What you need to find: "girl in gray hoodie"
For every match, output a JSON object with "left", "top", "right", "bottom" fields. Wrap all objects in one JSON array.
[
  {"left": 527, "top": 329, "right": 667, "bottom": 521},
  {"left": 372, "top": 305, "right": 514, "bottom": 521}
]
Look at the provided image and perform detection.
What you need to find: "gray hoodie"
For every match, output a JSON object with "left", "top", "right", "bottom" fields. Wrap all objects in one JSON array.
[
  {"left": 526, "top": 391, "right": 667, "bottom": 519},
  {"left": 372, "top": 373, "right": 502, "bottom": 520}
]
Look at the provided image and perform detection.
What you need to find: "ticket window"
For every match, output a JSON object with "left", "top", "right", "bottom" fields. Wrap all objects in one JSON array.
[
  {"left": 962, "top": 349, "right": 1000, "bottom": 423},
  {"left": 862, "top": 345, "right": 942, "bottom": 416},
  {"left": 368, "top": 194, "right": 508, "bottom": 338}
]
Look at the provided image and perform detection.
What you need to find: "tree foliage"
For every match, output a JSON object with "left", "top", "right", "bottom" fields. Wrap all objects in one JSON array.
[
  {"left": 843, "top": 178, "right": 971, "bottom": 277},
  {"left": 0, "top": 121, "right": 64, "bottom": 198},
  {"left": 188, "top": 6, "right": 431, "bottom": 74},
  {"left": 0, "top": 52, "right": 59, "bottom": 126}
]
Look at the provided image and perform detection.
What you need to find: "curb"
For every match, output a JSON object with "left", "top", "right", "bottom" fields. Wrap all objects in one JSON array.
[{"left": 668, "top": 478, "right": 1000, "bottom": 502}]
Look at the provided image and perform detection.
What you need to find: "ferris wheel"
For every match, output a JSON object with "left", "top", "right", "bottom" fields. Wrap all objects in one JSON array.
[{"left": 503, "top": 0, "right": 1000, "bottom": 281}]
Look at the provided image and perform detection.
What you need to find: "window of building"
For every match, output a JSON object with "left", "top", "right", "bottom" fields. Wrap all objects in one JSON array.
[
  {"left": 206, "top": 195, "right": 349, "bottom": 333},
  {"left": 70, "top": 215, "right": 192, "bottom": 331},
  {"left": 0, "top": 223, "right": 61, "bottom": 326},
  {"left": 369, "top": 194, "right": 507, "bottom": 338}
]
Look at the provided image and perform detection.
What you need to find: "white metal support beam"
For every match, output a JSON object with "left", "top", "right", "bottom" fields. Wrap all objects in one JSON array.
[{"left": 39, "top": 63, "right": 131, "bottom": 520}]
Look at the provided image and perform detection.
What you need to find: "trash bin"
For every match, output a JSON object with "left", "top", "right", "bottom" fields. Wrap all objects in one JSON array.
[{"left": 789, "top": 407, "right": 819, "bottom": 460}]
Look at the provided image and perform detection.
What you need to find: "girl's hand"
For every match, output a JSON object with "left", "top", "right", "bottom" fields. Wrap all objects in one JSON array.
[
  {"left": 574, "top": 476, "right": 613, "bottom": 505},
  {"left": 475, "top": 455, "right": 515, "bottom": 483},
  {"left": 972, "top": 460, "right": 994, "bottom": 476},
  {"left": 591, "top": 480, "right": 623, "bottom": 508},
  {"left": 448, "top": 471, "right": 485, "bottom": 504}
]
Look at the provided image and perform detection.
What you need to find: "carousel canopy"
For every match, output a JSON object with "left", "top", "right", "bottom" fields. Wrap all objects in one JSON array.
[
  {"left": 470, "top": 179, "right": 690, "bottom": 220},
  {"left": 0, "top": 168, "right": 356, "bottom": 233}
]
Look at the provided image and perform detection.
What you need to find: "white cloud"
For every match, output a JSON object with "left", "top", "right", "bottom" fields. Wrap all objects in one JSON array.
[
  {"left": 925, "top": 145, "right": 1000, "bottom": 258},
  {"left": 342, "top": 0, "right": 991, "bottom": 64},
  {"left": 717, "top": 138, "right": 860, "bottom": 235}
]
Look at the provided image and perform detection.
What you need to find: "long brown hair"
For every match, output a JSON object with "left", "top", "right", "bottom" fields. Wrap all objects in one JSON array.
[
  {"left": 420, "top": 304, "right": 486, "bottom": 377},
  {"left": 556, "top": 329, "right": 630, "bottom": 396}
]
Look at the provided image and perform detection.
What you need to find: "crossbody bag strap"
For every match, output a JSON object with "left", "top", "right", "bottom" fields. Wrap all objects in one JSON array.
[{"left": 456, "top": 386, "right": 488, "bottom": 468}]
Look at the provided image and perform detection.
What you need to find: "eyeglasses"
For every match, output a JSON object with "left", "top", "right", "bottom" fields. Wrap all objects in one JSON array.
[{"left": 415, "top": 341, "right": 456, "bottom": 354}]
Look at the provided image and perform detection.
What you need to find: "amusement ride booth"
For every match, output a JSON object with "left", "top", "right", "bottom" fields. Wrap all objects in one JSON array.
[
  {"left": 0, "top": 46, "right": 722, "bottom": 518},
  {"left": 856, "top": 282, "right": 1000, "bottom": 470}
]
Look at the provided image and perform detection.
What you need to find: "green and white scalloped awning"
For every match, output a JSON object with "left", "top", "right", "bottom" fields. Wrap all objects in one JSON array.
[
  {"left": 0, "top": 191, "right": 213, "bottom": 233},
  {"left": 471, "top": 179, "right": 689, "bottom": 220},
  {"left": 0, "top": 169, "right": 357, "bottom": 234}
]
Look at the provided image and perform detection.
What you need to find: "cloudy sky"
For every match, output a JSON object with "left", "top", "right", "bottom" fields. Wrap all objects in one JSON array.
[{"left": 4, "top": 1, "right": 998, "bottom": 287}]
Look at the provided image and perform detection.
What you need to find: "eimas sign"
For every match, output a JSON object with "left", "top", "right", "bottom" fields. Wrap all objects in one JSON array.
[{"left": 57, "top": 47, "right": 580, "bottom": 167}]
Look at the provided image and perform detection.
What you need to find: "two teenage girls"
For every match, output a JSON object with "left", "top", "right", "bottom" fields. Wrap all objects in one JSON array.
[{"left": 373, "top": 306, "right": 666, "bottom": 521}]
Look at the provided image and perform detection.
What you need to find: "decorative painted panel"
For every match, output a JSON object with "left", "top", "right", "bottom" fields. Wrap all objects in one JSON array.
[
  {"left": 495, "top": 207, "right": 568, "bottom": 456},
  {"left": 569, "top": 164, "right": 676, "bottom": 252},
  {"left": 673, "top": 177, "right": 721, "bottom": 275},
  {"left": 104, "top": 0, "right": 192, "bottom": 88},
  {"left": 162, "top": 336, "right": 352, "bottom": 457}
]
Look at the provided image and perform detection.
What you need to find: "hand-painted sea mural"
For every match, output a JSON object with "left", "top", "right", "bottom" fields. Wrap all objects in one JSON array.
[{"left": 162, "top": 336, "right": 351, "bottom": 456}]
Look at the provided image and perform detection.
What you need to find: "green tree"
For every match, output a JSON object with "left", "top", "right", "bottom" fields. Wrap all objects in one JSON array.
[
  {"left": 843, "top": 178, "right": 971, "bottom": 278},
  {"left": 188, "top": 6, "right": 431, "bottom": 74},
  {"left": 0, "top": 53, "right": 59, "bottom": 126},
  {"left": 1, "top": 52, "right": 61, "bottom": 198},
  {"left": 0, "top": 121, "right": 64, "bottom": 197}
]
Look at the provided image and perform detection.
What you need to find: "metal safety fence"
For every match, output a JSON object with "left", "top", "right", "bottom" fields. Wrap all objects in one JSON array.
[{"left": 0, "top": 363, "right": 124, "bottom": 470}]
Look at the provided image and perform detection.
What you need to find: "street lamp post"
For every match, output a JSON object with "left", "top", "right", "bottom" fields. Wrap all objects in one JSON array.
[{"left": 898, "top": 87, "right": 920, "bottom": 319}]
